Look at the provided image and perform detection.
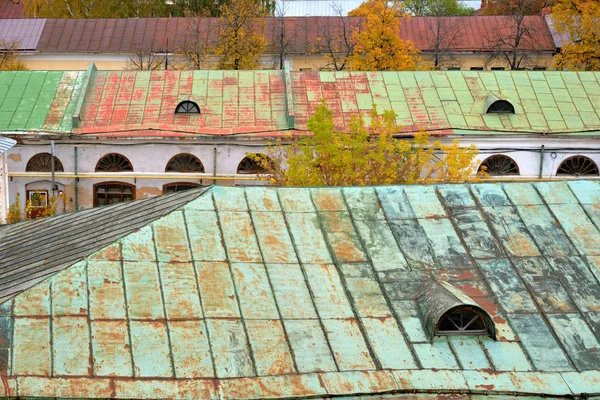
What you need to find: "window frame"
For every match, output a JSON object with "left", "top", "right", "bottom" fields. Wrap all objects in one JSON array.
[
  {"left": 165, "top": 153, "right": 205, "bottom": 173},
  {"left": 28, "top": 190, "right": 49, "bottom": 208},
  {"left": 175, "top": 100, "right": 201, "bottom": 114},
  {"left": 557, "top": 155, "right": 599, "bottom": 177},
  {"left": 94, "top": 181, "right": 136, "bottom": 207},
  {"left": 95, "top": 153, "right": 134, "bottom": 173},
  {"left": 478, "top": 154, "right": 520, "bottom": 176},
  {"left": 26, "top": 153, "right": 65, "bottom": 172},
  {"left": 435, "top": 306, "right": 493, "bottom": 337},
  {"left": 162, "top": 182, "right": 201, "bottom": 194},
  {"left": 486, "top": 100, "right": 515, "bottom": 114}
]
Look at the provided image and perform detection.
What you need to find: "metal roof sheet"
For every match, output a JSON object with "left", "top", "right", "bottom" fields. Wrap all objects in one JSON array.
[
  {"left": 0, "top": 136, "right": 15, "bottom": 153},
  {"left": 275, "top": 0, "right": 364, "bottom": 16},
  {"left": 0, "top": 1, "right": 24, "bottom": 19},
  {"left": 0, "top": 18, "right": 46, "bottom": 51},
  {"left": 1, "top": 182, "right": 600, "bottom": 398}
]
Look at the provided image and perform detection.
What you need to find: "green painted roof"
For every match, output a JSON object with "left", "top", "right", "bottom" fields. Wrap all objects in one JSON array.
[{"left": 1, "top": 182, "right": 600, "bottom": 398}]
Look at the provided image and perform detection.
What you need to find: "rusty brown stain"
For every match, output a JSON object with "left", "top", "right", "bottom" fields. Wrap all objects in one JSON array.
[
  {"left": 136, "top": 186, "right": 162, "bottom": 198},
  {"left": 7, "top": 153, "right": 21, "bottom": 162}
]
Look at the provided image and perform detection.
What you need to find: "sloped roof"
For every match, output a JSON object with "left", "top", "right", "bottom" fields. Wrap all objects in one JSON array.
[
  {"left": 0, "top": 136, "right": 16, "bottom": 153},
  {"left": 3, "top": 69, "right": 600, "bottom": 137},
  {"left": 0, "top": 1, "right": 24, "bottom": 19},
  {"left": 0, "top": 18, "right": 45, "bottom": 51},
  {"left": 28, "top": 16, "right": 556, "bottom": 54},
  {"left": 0, "top": 187, "right": 208, "bottom": 302},
  {"left": 1, "top": 182, "right": 600, "bottom": 398},
  {"left": 0, "top": 70, "right": 85, "bottom": 133}
]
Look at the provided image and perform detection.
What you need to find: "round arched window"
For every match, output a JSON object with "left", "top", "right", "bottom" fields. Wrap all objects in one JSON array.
[
  {"left": 26, "top": 153, "right": 64, "bottom": 172},
  {"left": 435, "top": 306, "right": 493, "bottom": 337},
  {"left": 486, "top": 100, "right": 515, "bottom": 114},
  {"left": 236, "top": 154, "right": 275, "bottom": 174},
  {"left": 95, "top": 154, "right": 134, "bottom": 172},
  {"left": 557, "top": 156, "right": 599, "bottom": 176},
  {"left": 478, "top": 155, "right": 519, "bottom": 176},
  {"left": 165, "top": 153, "right": 204, "bottom": 173},
  {"left": 175, "top": 101, "right": 200, "bottom": 114}
]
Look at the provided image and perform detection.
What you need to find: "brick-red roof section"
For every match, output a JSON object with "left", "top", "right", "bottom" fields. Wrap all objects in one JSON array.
[
  {"left": 0, "top": 0, "right": 24, "bottom": 19},
  {"left": 35, "top": 15, "right": 556, "bottom": 53}
]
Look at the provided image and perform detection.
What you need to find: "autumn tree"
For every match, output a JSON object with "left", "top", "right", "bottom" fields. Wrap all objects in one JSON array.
[
  {"left": 212, "top": 0, "right": 268, "bottom": 70},
  {"left": 552, "top": 0, "right": 600, "bottom": 71},
  {"left": 127, "top": 43, "right": 168, "bottom": 71},
  {"left": 269, "top": 2, "right": 306, "bottom": 69},
  {"left": 405, "top": 0, "right": 474, "bottom": 16},
  {"left": 484, "top": 0, "right": 545, "bottom": 70},
  {"left": 348, "top": 0, "right": 424, "bottom": 71},
  {"left": 0, "top": 41, "right": 28, "bottom": 71},
  {"left": 22, "top": 0, "right": 170, "bottom": 18},
  {"left": 258, "top": 101, "right": 480, "bottom": 186},
  {"left": 176, "top": 18, "right": 216, "bottom": 69},
  {"left": 481, "top": 0, "right": 553, "bottom": 15}
]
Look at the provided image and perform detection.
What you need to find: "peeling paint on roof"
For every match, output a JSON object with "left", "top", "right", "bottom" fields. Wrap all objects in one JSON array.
[{"left": 2, "top": 181, "right": 600, "bottom": 398}]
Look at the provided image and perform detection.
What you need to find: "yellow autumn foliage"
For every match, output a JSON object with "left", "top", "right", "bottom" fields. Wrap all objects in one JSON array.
[
  {"left": 552, "top": 0, "right": 600, "bottom": 71},
  {"left": 0, "top": 41, "right": 28, "bottom": 71},
  {"left": 348, "top": 0, "right": 424, "bottom": 71},
  {"left": 258, "top": 101, "right": 480, "bottom": 187}
]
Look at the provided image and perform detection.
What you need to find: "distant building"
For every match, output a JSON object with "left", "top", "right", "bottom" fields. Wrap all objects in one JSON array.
[{"left": 0, "top": 137, "right": 16, "bottom": 223}]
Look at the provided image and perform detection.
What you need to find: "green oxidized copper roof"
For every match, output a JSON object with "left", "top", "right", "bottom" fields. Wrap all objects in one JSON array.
[
  {"left": 0, "top": 70, "right": 86, "bottom": 133},
  {"left": 1, "top": 182, "right": 600, "bottom": 399}
]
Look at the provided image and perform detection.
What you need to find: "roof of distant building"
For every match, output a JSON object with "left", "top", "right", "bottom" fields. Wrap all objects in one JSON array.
[
  {"left": 1, "top": 182, "right": 600, "bottom": 398},
  {"left": 0, "top": 0, "right": 24, "bottom": 19}
]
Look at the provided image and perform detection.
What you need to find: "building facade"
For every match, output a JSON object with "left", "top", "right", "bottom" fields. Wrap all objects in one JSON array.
[
  {"left": 0, "top": 137, "right": 16, "bottom": 223},
  {"left": 3, "top": 66, "right": 600, "bottom": 215}
]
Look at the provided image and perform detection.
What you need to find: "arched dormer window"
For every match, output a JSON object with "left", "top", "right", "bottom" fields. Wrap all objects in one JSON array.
[
  {"left": 486, "top": 100, "right": 515, "bottom": 114},
  {"left": 557, "top": 155, "right": 599, "bottom": 176},
  {"left": 436, "top": 306, "right": 493, "bottom": 337},
  {"left": 95, "top": 153, "right": 133, "bottom": 172},
  {"left": 175, "top": 100, "right": 200, "bottom": 114},
  {"left": 26, "top": 153, "right": 64, "bottom": 172},
  {"left": 165, "top": 153, "right": 205, "bottom": 173},
  {"left": 478, "top": 155, "right": 520, "bottom": 176}
]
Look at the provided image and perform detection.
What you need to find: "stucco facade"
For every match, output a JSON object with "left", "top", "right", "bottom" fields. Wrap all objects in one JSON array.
[{"left": 0, "top": 137, "right": 16, "bottom": 223}]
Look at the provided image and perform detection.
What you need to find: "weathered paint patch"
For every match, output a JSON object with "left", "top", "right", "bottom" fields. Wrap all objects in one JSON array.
[
  {"left": 376, "top": 186, "right": 415, "bottom": 219},
  {"left": 218, "top": 211, "right": 263, "bottom": 263},
  {"left": 196, "top": 261, "right": 240, "bottom": 318},
  {"left": 390, "top": 300, "right": 428, "bottom": 342},
  {"left": 561, "top": 370, "right": 600, "bottom": 395},
  {"left": 322, "top": 318, "right": 376, "bottom": 371},
  {"left": 52, "top": 316, "right": 90, "bottom": 376},
  {"left": 361, "top": 317, "right": 417, "bottom": 369},
  {"left": 245, "top": 319, "right": 295, "bottom": 376},
  {"left": 463, "top": 370, "right": 571, "bottom": 395},
  {"left": 283, "top": 319, "right": 336, "bottom": 373},
  {"left": 304, "top": 264, "right": 354, "bottom": 319},
  {"left": 437, "top": 184, "right": 477, "bottom": 209},
  {"left": 394, "top": 369, "right": 467, "bottom": 391},
  {"left": 419, "top": 218, "right": 472, "bottom": 269},
  {"left": 160, "top": 262, "right": 203, "bottom": 319},
  {"left": 343, "top": 187, "right": 385, "bottom": 220},
  {"left": 516, "top": 205, "right": 576, "bottom": 256},
  {"left": 90, "top": 320, "right": 133, "bottom": 377},
  {"left": 535, "top": 181, "right": 579, "bottom": 204},
  {"left": 12, "top": 318, "right": 50, "bottom": 375},
  {"left": 451, "top": 208, "right": 503, "bottom": 259},
  {"left": 568, "top": 180, "right": 600, "bottom": 204},
  {"left": 388, "top": 220, "right": 436, "bottom": 269},
  {"left": 153, "top": 211, "right": 192, "bottom": 262},
  {"left": 477, "top": 259, "right": 537, "bottom": 313},
  {"left": 265, "top": 264, "right": 317, "bottom": 319},
  {"left": 320, "top": 211, "right": 367, "bottom": 262},
  {"left": 252, "top": 212, "right": 298, "bottom": 263},
  {"left": 548, "top": 313, "right": 600, "bottom": 370},
  {"left": 413, "top": 340, "right": 460, "bottom": 370},
  {"left": 16, "top": 376, "right": 113, "bottom": 399},
  {"left": 277, "top": 188, "right": 315, "bottom": 212},
  {"left": 114, "top": 378, "right": 216, "bottom": 399},
  {"left": 548, "top": 203, "right": 600, "bottom": 255},
  {"left": 245, "top": 187, "right": 281, "bottom": 211},
  {"left": 122, "top": 261, "right": 164, "bottom": 319},
  {"left": 320, "top": 370, "right": 397, "bottom": 395},
  {"left": 51, "top": 261, "right": 88, "bottom": 316},
  {"left": 185, "top": 210, "right": 227, "bottom": 262},
  {"left": 207, "top": 319, "right": 255, "bottom": 378},
  {"left": 546, "top": 256, "right": 600, "bottom": 312},
  {"left": 402, "top": 186, "right": 446, "bottom": 218},
  {"left": 183, "top": 191, "right": 215, "bottom": 211},
  {"left": 470, "top": 184, "right": 510, "bottom": 207},
  {"left": 231, "top": 263, "right": 279, "bottom": 319},
  {"left": 508, "top": 313, "right": 573, "bottom": 372},
  {"left": 169, "top": 320, "right": 214, "bottom": 378},
  {"left": 483, "top": 206, "right": 541, "bottom": 257},
  {"left": 130, "top": 320, "right": 173, "bottom": 377},
  {"left": 448, "top": 337, "right": 491, "bottom": 370},
  {"left": 503, "top": 182, "right": 544, "bottom": 205},
  {"left": 340, "top": 263, "right": 392, "bottom": 318},
  {"left": 13, "top": 281, "right": 50, "bottom": 317},
  {"left": 311, "top": 188, "right": 346, "bottom": 211},
  {"left": 87, "top": 260, "right": 126, "bottom": 320},
  {"left": 354, "top": 218, "right": 408, "bottom": 272},
  {"left": 481, "top": 339, "right": 533, "bottom": 372},
  {"left": 212, "top": 186, "right": 247, "bottom": 211}
]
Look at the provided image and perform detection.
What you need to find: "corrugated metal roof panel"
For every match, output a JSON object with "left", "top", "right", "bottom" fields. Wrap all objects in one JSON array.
[
  {"left": 0, "top": 137, "right": 15, "bottom": 154},
  {"left": 1, "top": 182, "right": 600, "bottom": 398},
  {"left": 275, "top": 0, "right": 363, "bottom": 16},
  {"left": 0, "top": 1, "right": 24, "bottom": 19},
  {"left": 0, "top": 18, "right": 46, "bottom": 51}
]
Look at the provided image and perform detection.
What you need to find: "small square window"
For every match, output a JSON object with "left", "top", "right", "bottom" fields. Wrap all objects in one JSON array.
[
  {"left": 447, "top": 67, "right": 461, "bottom": 71},
  {"left": 491, "top": 67, "right": 505, "bottom": 71},
  {"left": 533, "top": 67, "right": 547, "bottom": 71},
  {"left": 28, "top": 191, "right": 48, "bottom": 208},
  {"left": 470, "top": 67, "right": 484, "bottom": 71}
]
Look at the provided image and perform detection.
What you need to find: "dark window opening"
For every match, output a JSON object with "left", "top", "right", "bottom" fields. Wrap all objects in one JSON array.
[
  {"left": 26, "top": 153, "right": 64, "bottom": 172},
  {"left": 486, "top": 100, "right": 515, "bottom": 114},
  {"left": 491, "top": 67, "right": 505, "bottom": 71},
  {"left": 447, "top": 67, "right": 461, "bottom": 70},
  {"left": 176, "top": 101, "right": 200, "bottom": 114},
  {"left": 163, "top": 182, "right": 201, "bottom": 194},
  {"left": 557, "top": 156, "right": 599, "bottom": 176},
  {"left": 94, "top": 182, "right": 135, "bottom": 207},
  {"left": 236, "top": 154, "right": 275, "bottom": 174},
  {"left": 96, "top": 154, "right": 134, "bottom": 172},
  {"left": 436, "top": 306, "right": 491, "bottom": 337},
  {"left": 165, "top": 153, "right": 205, "bottom": 173},
  {"left": 478, "top": 155, "right": 520, "bottom": 176},
  {"left": 470, "top": 67, "right": 484, "bottom": 70}
]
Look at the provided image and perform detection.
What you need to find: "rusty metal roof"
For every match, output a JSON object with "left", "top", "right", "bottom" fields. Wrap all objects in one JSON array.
[
  {"left": 2, "top": 69, "right": 600, "bottom": 137},
  {"left": 0, "top": 1, "right": 24, "bottom": 19},
  {"left": 0, "top": 18, "right": 46, "bottom": 51},
  {"left": 29, "top": 16, "right": 556, "bottom": 54},
  {"left": 1, "top": 182, "right": 600, "bottom": 398}
]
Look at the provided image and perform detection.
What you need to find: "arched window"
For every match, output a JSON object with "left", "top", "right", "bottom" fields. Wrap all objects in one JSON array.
[
  {"left": 478, "top": 155, "right": 520, "bottom": 176},
  {"left": 175, "top": 101, "right": 200, "bottom": 114},
  {"left": 94, "top": 182, "right": 135, "bottom": 207},
  {"left": 26, "top": 153, "right": 64, "bottom": 172},
  {"left": 486, "top": 100, "right": 515, "bottom": 114},
  {"left": 163, "top": 182, "right": 201, "bottom": 194},
  {"left": 165, "top": 153, "right": 205, "bottom": 173},
  {"left": 95, "top": 153, "right": 133, "bottom": 172},
  {"left": 557, "top": 156, "right": 599, "bottom": 176},
  {"left": 435, "top": 306, "right": 493, "bottom": 337},
  {"left": 237, "top": 154, "right": 274, "bottom": 174}
]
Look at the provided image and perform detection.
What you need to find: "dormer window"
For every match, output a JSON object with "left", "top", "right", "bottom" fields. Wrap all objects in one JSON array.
[
  {"left": 436, "top": 306, "right": 492, "bottom": 337},
  {"left": 175, "top": 101, "right": 200, "bottom": 114},
  {"left": 486, "top": 100, "right": 515, "bottom": 114}
]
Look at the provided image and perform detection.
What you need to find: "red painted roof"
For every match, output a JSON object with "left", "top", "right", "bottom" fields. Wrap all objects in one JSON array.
[
  {"left": 34, "top": 15, "right": 556, "bottom": 53},
  {"left": 0, "top": 0, "right": 24, "bottom": 19}
]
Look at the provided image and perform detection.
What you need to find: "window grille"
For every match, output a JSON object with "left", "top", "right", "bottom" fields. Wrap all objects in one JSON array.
[
  {"left": 95, "top": 154, "right": 134, "bottom": 172},
  {"left": 236, "top": 154, "right": 274, "bottom": 174},
  {"left": 94, "top": 182, "right": 135, "bottom": 206},
  {"left": 478, "top": 155, "right": 520, "bottom": 176},
  {"left": 26, "top": 153, "right": 64, "bottom": 172},
  {"left": 163, "top": 183, "right": 200, "bottom": 194},
  {"left": 175, "top": 101, "right": 200, "bottom": 114},
  {"left": 435, "top": 306, "right": 491, "bottom": 337},
  {"left": 165, "top": 153, "right": 204, "bottom": 173},
  {"left": 557, "top": 156, "right": 599, "bottom": 176}
]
